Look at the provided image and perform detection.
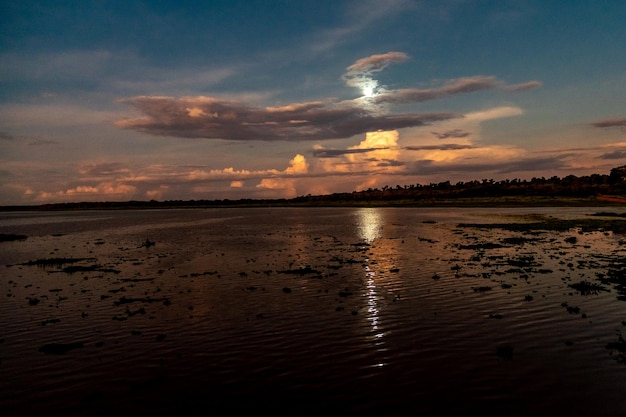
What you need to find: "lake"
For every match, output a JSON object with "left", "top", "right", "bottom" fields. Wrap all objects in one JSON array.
[{"left": 1, "top": 207, "right": 626, "bottom": 416}]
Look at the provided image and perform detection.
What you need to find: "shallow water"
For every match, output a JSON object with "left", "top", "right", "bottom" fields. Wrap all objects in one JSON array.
[{"left": 1, "top": 207, "right": 626, "bottom": 416}]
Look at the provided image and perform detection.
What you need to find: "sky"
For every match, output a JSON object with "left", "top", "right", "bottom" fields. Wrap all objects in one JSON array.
[{"left": 1, "top": 0, "right": 625, "bottom": 205}]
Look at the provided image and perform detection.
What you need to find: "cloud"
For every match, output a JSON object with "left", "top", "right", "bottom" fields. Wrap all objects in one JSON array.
[
  {"left": 1, "top": 103, "right": 116, "bottom": 128},
  {"left": 0, "top": 130, "right": 59, "bottom": 146},
  {"left": 600, "top": 150, "right": 626, "bottom": 159},
  {"left": 313, "top": 147, "right": 389, "bottom": 158},
  {"left": 345, "top": 130, "right": 400, "bottom": 166},
  {"left": 342, "top": 51, "right": 408, "bottom": 88},
  {"left": 310, "top": 104, "right": 531, "bottom": 185},
  {"left": 13, "top": 136, "right": 619, "bottom": 204},
  {"left": 116, "top": 95, "right": 458, "bottom": 141},
  {"left": 431, "top": 129, "right": 471, "bottom": 139},
  {"left": 146, "top": 185, "right": 169, "bottom": 200},
  {"left": 1, "top": 50, "right": 235, "bottom": 97},
  {"left": 340, "top": 53, "right": 539, "bottom": 106},
  {"left": 26, "top": 138, "right": 59, "bottom": 146},
  {"left": 377, "top": 160, "right": 404, "bottom": 167},
  {"left": 404, "top": 144, "right": 474, "bottom": 151},
  {"left": 352, "top": 129, "right": 398, "bottom": 149},
  {"left": 0, "top": 132, "right": 15, "bottom": 141},
  {"left": 116, "top": 52, "right": 540, "bottom": 142},
  {"left": 313, "top": 130, "right": 403, "bottom": 176},
  {"left": 371, "top": 76, "right": 541, "bottom": 105},
  {"left": 591, "top": 117, "right": 626, "bottom": 128},
  {"left": 344, "top": 52, "right": 409, "bottom": 78},
  {"left": 310, "top": 1, "right": 414, "bottom": 53},
  {"left": 465, "top": 106, "right": 524, "bottom": 121},
  {"left": 184, "top": 166, "right": 275, "bottom": 182},
  {"left": 256, "top": 177, "right": 299, "bottom": 198},
  {"left": 284, "top": 154, "right": 309, "bottom": 174},
  {"left": 36, "top": 182, "right": 137, "bottom": 201},
  {"left": 503, "top": 81, "right": 543, "bottom": 91},
  {"left": 78, "top": 162, "right": 131, "bottom": 177},
  {"left": 407, "top": 155, "right": 567, "bottom": 176},
  {"left": 257, "top": 178, "right": 294, "bottom": 191},
  {"left": 176, "top": 153, "right": 309, "bottom": 183}
]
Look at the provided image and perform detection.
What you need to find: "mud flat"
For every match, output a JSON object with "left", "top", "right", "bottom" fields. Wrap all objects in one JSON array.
[{"left": 1, "top": 207, "right": 626, "bottom": 416}]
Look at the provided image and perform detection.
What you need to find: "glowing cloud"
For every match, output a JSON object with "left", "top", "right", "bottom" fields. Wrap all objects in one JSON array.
[
  {"left": 186, "top": 107, "right": 206, "bottom": 117},
  {"left": 342, "top": 51, "right": 408, "bottom": 88},
  {"left": 351, "top": 129, "right": 398, "bottom": 150},
  {"left": 284, "top": 154, "right": 309, "bottom": 174},
  {"left": 313, "top": 130, "right": 401, "bottom": 176}
]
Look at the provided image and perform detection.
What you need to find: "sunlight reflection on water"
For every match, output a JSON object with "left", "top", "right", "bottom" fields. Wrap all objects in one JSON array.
[
  {"left": 356, "top": 208, "right": 386, "bottom": 367},
  {"left": 356, "top": 207, "right": 383, "bottom": 244}
]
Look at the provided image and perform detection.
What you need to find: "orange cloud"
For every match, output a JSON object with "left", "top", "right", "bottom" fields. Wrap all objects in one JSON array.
[
  {"left": 256, "top": 178, "right": 296, "bottom": 197},
  {"left": 146, "top": 185, "right": 169, "bottom": 200},
  {"left": 35, "top": 182, "right": 137, "bottom": 202},
  {"left": 284, "top": 154, "right": 309, "bottom": 174},
  {"left": 183, "top": 153, "right": 308, "bottom": 183}
]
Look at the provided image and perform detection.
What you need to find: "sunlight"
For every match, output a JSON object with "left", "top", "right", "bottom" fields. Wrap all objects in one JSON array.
[{"left": 361, "top": 80, "right": 378, "bottom": 98}]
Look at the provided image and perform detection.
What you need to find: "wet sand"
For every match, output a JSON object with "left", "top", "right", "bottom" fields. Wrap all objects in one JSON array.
[{"left": 1, "top": 207, "right": 626, "bottom": 416}]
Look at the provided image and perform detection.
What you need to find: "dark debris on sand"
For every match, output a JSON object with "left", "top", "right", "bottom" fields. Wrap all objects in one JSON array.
[
  {"left": 38, "top": 342, "right": 85, "bottom": 354},
  {"left": 0, "top": 233, "right": 28, "bottom": 242}
]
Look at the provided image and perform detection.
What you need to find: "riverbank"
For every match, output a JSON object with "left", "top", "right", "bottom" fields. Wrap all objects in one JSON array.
[{"left": 1, "top": 195, "right": 626, "bottom": 212}]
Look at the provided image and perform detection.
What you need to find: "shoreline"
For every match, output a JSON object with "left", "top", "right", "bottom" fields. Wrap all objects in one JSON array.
[{"left": 1, "top": 196, "right": 626, "bottom": 212}]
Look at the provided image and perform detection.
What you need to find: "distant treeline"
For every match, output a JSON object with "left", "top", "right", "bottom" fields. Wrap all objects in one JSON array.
[
  {"left": 294, "top": 166, "right": 626, "bottom": 205},
  {"left": 3, "top": 166, "right": 626, "bottom": 211}
]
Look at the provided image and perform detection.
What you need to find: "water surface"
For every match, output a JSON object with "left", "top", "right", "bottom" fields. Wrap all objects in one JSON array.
[{"left": 1, "top": 207, "right": 626, "bottom": 416}]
